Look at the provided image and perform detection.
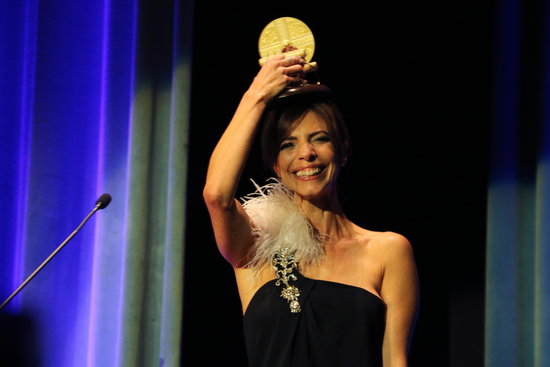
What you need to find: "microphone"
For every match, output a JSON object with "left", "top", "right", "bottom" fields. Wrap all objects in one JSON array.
[
  {"left": 0, "top": 193, "right": 112, "bottom": 311},
  {"left": 96, "top": 193, "right": 112, "bottom": 209}
]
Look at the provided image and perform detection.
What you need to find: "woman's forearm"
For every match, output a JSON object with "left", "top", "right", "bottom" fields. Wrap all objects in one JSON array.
[
  {"left": 204, "top": 55, "right": 304, "bottom": 207},
  {"left": 203, "top": 89, "right": 267, "bottom": 208}
]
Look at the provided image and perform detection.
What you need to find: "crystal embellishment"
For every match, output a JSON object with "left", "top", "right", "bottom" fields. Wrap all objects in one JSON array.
[{"left": 273, "top": 247, "right": 301, "bottom": 313}]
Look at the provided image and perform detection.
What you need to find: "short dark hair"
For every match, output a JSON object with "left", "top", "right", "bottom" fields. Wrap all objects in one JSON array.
[{"left": 260, "top": 97, "right": 351, "bottom": 174}]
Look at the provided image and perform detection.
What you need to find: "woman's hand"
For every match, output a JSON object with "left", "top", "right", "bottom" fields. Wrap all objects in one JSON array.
[{"left": 247, "top": 54, "right": 306, "bottom": 102}]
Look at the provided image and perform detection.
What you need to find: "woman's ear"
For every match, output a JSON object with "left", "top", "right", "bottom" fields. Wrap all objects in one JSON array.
[{"left": 273, "top": 163, "right": 281, "bottom": 177}]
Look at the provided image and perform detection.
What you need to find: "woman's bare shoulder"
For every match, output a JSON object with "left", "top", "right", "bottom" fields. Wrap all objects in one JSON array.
[
  {"left": 373, "top": 231, "right": 411, "bottom": 246},
  {"left": 354, "top": 227, "right": 414, "bottom": 259}
]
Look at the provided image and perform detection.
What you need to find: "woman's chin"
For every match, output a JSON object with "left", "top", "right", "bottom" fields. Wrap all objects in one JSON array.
[{"left": 293, "top": 183, "right": 336, "bottom": 202}]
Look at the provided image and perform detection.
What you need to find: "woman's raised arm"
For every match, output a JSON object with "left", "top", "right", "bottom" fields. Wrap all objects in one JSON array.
[{"left": 203, "top": 55, "right": 304, "bottom": 267}]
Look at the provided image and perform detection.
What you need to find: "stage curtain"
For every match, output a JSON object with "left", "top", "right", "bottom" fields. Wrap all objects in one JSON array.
[
  {"left": 0, "top": 0, "right": 192, "bottom": 366},
  {"left": 485, "top": 0, "right": 550, "bottom": 366}
]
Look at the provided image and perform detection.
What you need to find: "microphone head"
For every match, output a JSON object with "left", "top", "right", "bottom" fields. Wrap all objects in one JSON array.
[{"left": 96, "top": 193, "right": 112, "bottom": 209}]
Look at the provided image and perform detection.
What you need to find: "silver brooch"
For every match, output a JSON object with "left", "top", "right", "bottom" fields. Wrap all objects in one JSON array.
[{"left": 273, "top": 247, "right": 301, "bottom": 313}]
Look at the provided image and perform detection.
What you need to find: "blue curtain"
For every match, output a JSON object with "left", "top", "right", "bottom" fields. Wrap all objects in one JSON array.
[
  {"left": 0, "top": 1, "right": 192, "bottom": 366},
  {"left": 485, "top": 0, "right": 550, "bottom": 365}
]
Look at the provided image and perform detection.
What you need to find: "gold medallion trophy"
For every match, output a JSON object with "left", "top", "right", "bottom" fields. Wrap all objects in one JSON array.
[{"left": 258, "top": 17, "right": 331, "bottom": 98}]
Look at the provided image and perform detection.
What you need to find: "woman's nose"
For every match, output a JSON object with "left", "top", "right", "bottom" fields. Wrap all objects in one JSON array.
[{"left": 298, "top": 143, "right": 317, "bottom": 161}]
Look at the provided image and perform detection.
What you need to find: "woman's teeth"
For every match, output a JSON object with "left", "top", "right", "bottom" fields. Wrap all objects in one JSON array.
[{"left": 296, "top": 167, "right": 321, "bottom": 177}]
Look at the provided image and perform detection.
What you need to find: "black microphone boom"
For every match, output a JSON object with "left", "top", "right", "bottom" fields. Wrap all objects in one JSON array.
[{"left": 0, "top": 193, "right": 112, "bottom": 311}]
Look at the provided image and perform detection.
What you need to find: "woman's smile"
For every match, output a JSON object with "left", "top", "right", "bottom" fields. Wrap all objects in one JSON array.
[
  {"left": 274, "top": 111, "right": 339, "bottom": 198},
  {"left": 294, "top": 165, "right": 324, "bottom": 179}
]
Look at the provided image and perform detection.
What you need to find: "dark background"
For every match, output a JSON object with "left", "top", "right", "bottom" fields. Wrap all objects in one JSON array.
[{"left": 184, "top": 1, "right": 492, "bottom": 366}]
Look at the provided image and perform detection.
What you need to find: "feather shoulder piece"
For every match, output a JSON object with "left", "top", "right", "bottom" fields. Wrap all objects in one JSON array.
[{"left": 241, "top": 178, "right": 324, "bottom": 273}]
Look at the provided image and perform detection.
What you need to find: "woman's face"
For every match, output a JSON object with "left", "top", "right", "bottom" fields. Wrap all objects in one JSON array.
[{"left": 274, "top": 111, "right": 340, "bottom": 201}]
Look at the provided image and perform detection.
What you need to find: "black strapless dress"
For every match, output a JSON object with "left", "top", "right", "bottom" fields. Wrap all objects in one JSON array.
[{"left": 243, "top": 270, "right": 386, "bottom": 367}]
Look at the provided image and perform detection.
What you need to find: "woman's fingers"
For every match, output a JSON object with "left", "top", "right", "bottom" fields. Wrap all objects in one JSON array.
[
  {"left": 284, "top": 65, "right": 305, "bottom": 81},
  {"left": 282, "top": 55, "right": 305, "bottom": 67},
  {"left": 266, "top": 53, "right": 305, "bottom": 68},
  {"left": 249, "top": 54, "right": 307, "bottom": 100},
  {"left": 272, "top": 56, "right": 306, "bottom": 82}
]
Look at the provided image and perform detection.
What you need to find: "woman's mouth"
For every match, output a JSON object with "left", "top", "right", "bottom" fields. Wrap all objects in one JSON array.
[{"left": 295, "top": 167, "right": 322, "bottom": 178}]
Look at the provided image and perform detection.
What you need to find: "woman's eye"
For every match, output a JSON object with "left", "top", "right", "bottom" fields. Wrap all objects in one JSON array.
[
  {"left": 279, "top": 142, "right": 295, "bottom": 150},
  {"left": 314, "top": 135, "right": 331, "bottom": 143}
]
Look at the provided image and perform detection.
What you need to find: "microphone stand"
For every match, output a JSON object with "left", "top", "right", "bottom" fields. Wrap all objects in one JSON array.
[{"left": 0, "top": 194, "right": 111, "bottom": 311}]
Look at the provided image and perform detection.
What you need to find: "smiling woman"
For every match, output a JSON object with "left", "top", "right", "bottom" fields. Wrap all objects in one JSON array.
[
  {"left": 273, "top": 112, "right": 340, "bottom": 202},
  {"left": 203, "top": 54, "right": 420, "bottom": 367},
  {"left": 261, "top": 99, "right": 350, "bottom": 175}
]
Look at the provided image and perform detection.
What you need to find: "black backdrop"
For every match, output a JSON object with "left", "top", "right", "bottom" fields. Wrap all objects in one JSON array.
[{"left": 183, "top": 1, "right": 492, "bottom": 366}]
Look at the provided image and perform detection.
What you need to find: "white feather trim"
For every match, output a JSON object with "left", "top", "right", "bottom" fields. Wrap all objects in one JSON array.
[{"left": 241, "top": 178, "right": 324, "bottom": 273}]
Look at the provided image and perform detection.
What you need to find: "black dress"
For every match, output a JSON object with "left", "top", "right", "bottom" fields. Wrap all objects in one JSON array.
[{"left": 243, "top": 269, "right": 386, "bottom": 367}]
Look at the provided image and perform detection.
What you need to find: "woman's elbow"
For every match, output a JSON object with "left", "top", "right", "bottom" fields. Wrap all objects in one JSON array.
[{"left": 203, "top": 184, "right": 235, "bottom": 211}]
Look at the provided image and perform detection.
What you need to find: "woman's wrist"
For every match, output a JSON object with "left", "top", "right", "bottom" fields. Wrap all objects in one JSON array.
[
  {"left": 243, "top": 86, "right": 271, "bottom": 106},
  {"left": 237, "top": 89, "right": 272, "bottom": 121}
]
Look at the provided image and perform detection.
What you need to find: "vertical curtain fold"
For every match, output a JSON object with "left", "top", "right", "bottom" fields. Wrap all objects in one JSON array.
[
  {"left": 486, "top": 0, "right": 550, "bottom": 366},
  {"left": 159, "top": 0, "right": 193, "bottom": 364},
  {"left": 0, "top": 0, "right": 38, "bottom": 311},
  {"left": 534, "top": 6, "right": 550, "bottom": 360},
  {"left": 538, "top": 177, "right": 550, "bottom": 366},
  {"left": 116, "top": 1, "right": 190, "bottom": 365}
]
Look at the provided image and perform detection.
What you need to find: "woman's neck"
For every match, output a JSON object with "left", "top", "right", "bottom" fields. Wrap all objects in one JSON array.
[{"left": 294, "top": 192, "right": 354, "bottom": 242}]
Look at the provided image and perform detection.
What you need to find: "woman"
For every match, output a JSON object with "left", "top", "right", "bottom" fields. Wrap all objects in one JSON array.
[{"left": 203, "top": 54, "right": 419, "bottom": 366}]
